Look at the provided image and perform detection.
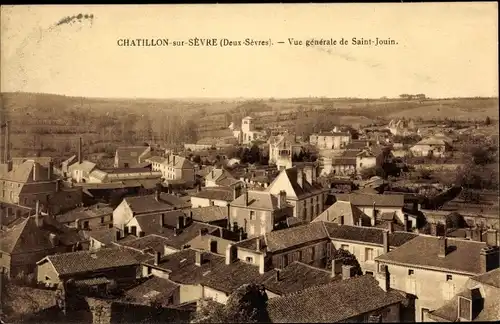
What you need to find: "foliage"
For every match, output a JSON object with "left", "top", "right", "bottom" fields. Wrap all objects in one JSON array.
[
  {"left": 326, "top": 249, "right": 363, "bottom": 276},
  {"left": 485, "top": 116, "right": 492, "bottom": 125},
  {"left": 418, "top": 168, "right": 433, "bottom": 180},
  {"left": 445, "top": 212, "right": 467, "bottom": 229},
  {"left": 455, "top": 163, "right": 499, "bottom": 190},
  {"left": 359, "top": 166, "right": 386, "bottom": 180},
  {"left": 193, "top": 284, "right": 270, "bottom": 323},
  {"left": 392, "top": 134, "right": 422, "bottom": 145},
  {"left": 469, "top": 145, "right": 497, "bottom": 165}
]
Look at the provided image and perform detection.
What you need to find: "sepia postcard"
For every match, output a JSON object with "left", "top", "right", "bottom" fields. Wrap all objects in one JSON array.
[{"left": 0, "top": 3, "right": 499, "bottom": 324}]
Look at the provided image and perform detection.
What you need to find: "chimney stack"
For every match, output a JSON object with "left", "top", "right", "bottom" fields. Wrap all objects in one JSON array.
[
  {"left": 479, "top": 246, "right": 500, "bottom": 273},
  {"left": 154, "top": 251, "right": 161, "bottom": 266},
  {"left": 243, "top": 190, "right": 249, "bottom": 206},
  {"left": 342, "top": 265, "right": 355, "bottom": 280},
  {"left": 438, "top": 237, "right": 448, "bottom": 258},
  {"left": 35, "top": 200, "right": 43, "bottom": 227},
  {"left": 78, "top": 137, "right": 82, "bottom": 164},
  {"left": 485, "top": 229, "right": 498, "bottom": 247},
  {"left": 383, "top": 230, "right": 389, "bottom": 254},
  {"left": 195, "top": 250, "right": 203, "bottom": 266},
  {"left": 239, "top": 229, "right": 243, "bottom": 241},
  {"left": 48, "top": 161, "right": 53, "bottom": 180},
  {"left": 297, "top": 169, "right": 303, "bottom": 188},
  {"left": 32, "top": 162, "right": 38, "bottom": 182},
  {"left": 276, "top": 269, "right": 281, "bottom": 282},
  {"left": 430, "top": 223, "right": 438, "bottom": 236},
  {"left": 403, "top": 214, "right": 409, "bottom": 232},
  {"left": 225, "top": 243, "right": 236, "bottom": 265},
  {"left": 155, "top": 188, "right": 161, "bottom": 202},
  {"left": 378, "top": 264, "right": 390, "bottom": 292},
  {"left": 331, "top": 259, "right": 342, "bottom": 277},
  {"left": 256, "top": 237, "right": 261, "bottom": 251}
]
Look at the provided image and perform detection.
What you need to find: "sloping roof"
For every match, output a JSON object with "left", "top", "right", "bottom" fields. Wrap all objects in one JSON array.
[
  {"left": 330, "top": 157, "right": 356, "bottom": 166},
  {"left": 237, "top": 222, "right": 329, "bottom": 253},
  {"left": 334, "top": 193, "right": 404, "bottom": 207},
  {"left": 68, "top": 161, "right": 97, "bottom": 174},
  {"left": 262, "top": 262, "right": 337, "bottom": 296},
  {"left": 189, "top": 206, "right": 228, "bottom": 223},
  {"left": 40, "top": 247, "right": 146, "bottom": 276},
  {"left": 313, "top": 201, "right": 367, "bottom": 225},
  {"left": 230, "top": 191, "right": 283, "bottom": 210},
  {"left": 147, "top": 154, "right": 193, "bottom": 169},
  {"left": 322, "top": 222, "right": 418, "bottom": 247},
  {"left": 119, "top": 234, "right": 171, "bottom": 254},
  {"left": 190, "top": 187, "right": 235, "bottom": 202},
  {"left": 56, "top": 204, "right": 113, "bottom": 224},
  {"left": 115, "top": 146, "right": 150, "bottom": 160},
  {"left": 0, "top": 215, "right": 82, "bottom": 254},
  {"left": 124, "top": 277, "right": 179, "bottom": 304},
  {"left": 266, "top": 167, "right": 325, "bottom": 199},
  {"left": 473, "top": 268, "right": 500, "bottom": 288},
  {"left": 0, "top": 160, "right": 55, "bottom": 183},
  {"left": 124, "top": 193, "right": 191, "bottom": 214},
  {"left": 415, "top": 137, "right": 448, "bottom": 146},
  {"left": 87, "top": 228, "right": 121, "bottom": 246},
  {"left": 204, "top": 168, "right": 239, "bottom": 186},
  {"left": 145, "top": 249, "right": 226, "bottom": 285},
  {"left": 267, "top": 275, "right": 406, "bottom": 323},
  {"left": 201, "top": 260, "right": 275, "bottom": 294},
  {"left": 375, "top": 235, "right": 490, "bottom": 275}
]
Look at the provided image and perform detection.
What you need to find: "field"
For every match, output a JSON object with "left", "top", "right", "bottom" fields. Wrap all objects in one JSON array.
[{"left": 1, "top": 92, "right": 498, "bottom": 162}]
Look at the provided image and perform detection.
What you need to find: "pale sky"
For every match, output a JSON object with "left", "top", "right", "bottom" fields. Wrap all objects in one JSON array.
[{"left": 1, "top": 3, "right": 498, "bottom": 99}]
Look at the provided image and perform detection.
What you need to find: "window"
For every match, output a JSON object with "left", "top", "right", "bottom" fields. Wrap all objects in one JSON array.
[
  {"left": 446, "top": 274, "right": 453, "bottom": 281},
  {"left": 249, "top": 211, "right": 255, "bottom": 220},
  {"left": 366, "top": 271, "right": 373, "bottom": 276},
  {"left": 147, "top": 267, "right": 152, "bottom": 275},
  {"left": 408, "top": 269, "right": 414, "bottom": 275},
  {"left": 365, "top": 248, "right": 374, "bottom": 261},
  {"left": 210, "top": 240, "right": 218, "bottom": 253},
  {"left": 101, "top": 217, "right": 105, "bottom": 224},
  {"left": 83, "top": 221, "right": 89, "bottom": 229},
  {"left": 340, "top": 244, "right": 349, "bottom": 250},
  {"left": 245, "top": 256, "right": 254, "bottom": 263},
  {"left": 45, "top": 276, "right": 51, "bottom": 281}
]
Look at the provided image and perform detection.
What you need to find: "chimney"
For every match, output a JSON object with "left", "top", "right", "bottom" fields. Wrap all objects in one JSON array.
[
  {"left": 430, "top": 223, "right": 438, "bottom": 236},
  {"left": 35, "top": 200, "right": 43, "bottom": 227},
  {"left": 256, "top": 237, "right": 261, "bottom": 251},
  {"left": 276, "top": 269, "right": 281, "bottom": 282},
  {"left": 403, "top": 214, "right": 409, "bottom": 232},
  {"left": 32, "top": 163, "right": 38, "bottom": 182},
  {"left": 243, "top": 190, "right": 249, "bottom": 206},
  {"left": 78, "top": 137, "right": 82, "bottom": 164},
  {"left": 154, "top": 251, "right": 161, "bottom": 266},
  {"left": 438, "top": 237, "right": 448, "bottom": 258},
  {"left": 173, "top": 155, "right": 176, "bottom": 165},
  {"left": 479, "top": 246, "right": 500, "bottom": 273},
  {"left": 383, "top": 230, "right": 389, "bottom": 254},
  {"left": 378, "top": 264, "right": 390, "bottom": 292},
  {"left": 339, "top": 215, "right": 344, "bottom": 225},
  {"left": 48, "top": 161, "right": 53, "bottom": 180},
  {"left": 225, "top": 243, "right": 236, "bottom": 265},
  {"left": 358, "top": 218, "right": 362, "bottom": 227},
  {"left": 239, "top": 229, "right": 243, "bottom": 241},
  {"left": 331, "top": 258, "right": 342, "bottom": 277},
  {"left": 55, "top": 180, "right": 60, "bottom": 192},
  {"left": 195, "top": 250, "right": 203, "bottom": 266},
  {"left": 388, "top": 221, "right": 394, "bottom": 234},
  {"left": 372, "top": 202, "right": 376, "bottom": 226},
  {"left": 155, "top": 188, "right": 161, "bottom": 202},
  {"left": 342, "top": 265, "right": 355, "bottom": 279},
  {"left": 485, "top": 230, "right": 498, "bottom": 247},
  {"left": 297, "top": 169, "right": 303, "bottom": 188},
  {"left": 177, "top": 215, "right": 184, "bottom": 230},
  {"left": 115, "top": 230, "right": 121, "bottom": 241},
  {"left": 160, "top": 213, "right": 165, "bottom": 227}
]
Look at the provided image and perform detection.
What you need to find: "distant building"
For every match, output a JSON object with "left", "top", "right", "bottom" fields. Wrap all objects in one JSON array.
[
  {"left": 231, "top": 116, "right": 265, "bottom": 145},
  {"left": 268, "top": 133, "right": 302, "bottom": 171},
  {"left": 204, "top": 168, "right": 242, "bottom": 188},
  {"left": 388, "top": 119, "right": 417, "bottom": 136},
  {"left": 147, "top": 154, "right": 195, "bottom": 187},
  {"left": 56, "top": 203, "right": 114, "bottom": 230},
  {"left": 410, "top": 137, "right": 451, "bottom": 158},
  {"left": 309, "top": 128, "right": 352, "bottom": 150},
  {"left": 114, "top": 145, "right": 152, "bottom": 168},
  {"left": 190, "top": 187, "right": 237, "bottom": 208}
]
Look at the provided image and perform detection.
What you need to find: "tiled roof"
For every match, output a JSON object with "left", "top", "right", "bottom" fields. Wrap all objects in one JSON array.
[
  {"left": 68, "top": 161, "right": 97, "bottom": 174},
  {"left": 124, "top": 193, "right": 191, "bottom": 214},
  {"left": 313, "top": 201, "right": 367, "bottom": 225},
  {"left": 189, "top": 206, "right": 228, "bottom": 223},
  {"left": 40, "top": 247, "right": 146, "bottom": 276},
  {"left": 0, "top": 215, "right": 82, "bottom": 254},
  {"left": 133, "top": 213, "right": 220, "bottom": 250},
  {"left": 323, "top": 222, "right": 418, "bottom": 247},
  {"left": 119, "top": 234, "right": 171, "bottom": 254},
  {"left": 262, "top": 262, "right": 337, "bottom": 296},
  {"left": 147, "top": 154, "right": 193, "bottom": 169},
  {"left": 231, "top": 191, "right": 285, "bottom": 210},
  {"left": 473, "top": 268, "right": 500, "bottom": 288},
  {"left": 87, "top": 228, "right": 120, "bottom": 246},
  {"left": 334, "top": 193, "right": 404, "bottom": 207},
  {"left": 124, "top": 276, "right": 179, "bottom": 305},
  {"left": 56, "top": 204, "right": 113, "bottom": 223},
  {"left": 0, "top": 160, "right": 55, "bottom": 183},
  {"left": 375, "top": 235, "right": 490, "bottom": 275},
  {"left": 267, "top": 275, "right": 406, "bottom": 323},
  {"left": 145, "top": 249, "right": 226, "bottom": 285},
  {"left": 201, "top": 260, "right": 275, "bottom": 294},
  {"left": 238, "top": 222, "right": 330, "bottom": 253},
  {"left": 190, "top": 187, "right": 235, "bottom": 202}
]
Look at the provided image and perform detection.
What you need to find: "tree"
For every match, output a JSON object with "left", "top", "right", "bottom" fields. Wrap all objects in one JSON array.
[
  {"left": 445, "top": 212, "right": 466, "bottom": 229},
  {"left": 485, "top": 116, "right": 492, "bottom": 125},
  {"left": 193, "top": 284, "right": 270, "bottom": 323},
  {"left": 470, "top": 145, "right": 494, "bottom": 165},
  {"left": 326, "top": 248, "right": 363, "bottom": 276},
  {"left": 359, "top": 166, "right": 385, "bottom": 180},
  {"left": 418, "top": 168, "right": 433, "bottom": 180}
]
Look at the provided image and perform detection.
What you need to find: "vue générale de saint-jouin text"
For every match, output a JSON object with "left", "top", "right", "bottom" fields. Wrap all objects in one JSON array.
[{"left": 116, "top": 37, "right": 398, "bottom": 47}]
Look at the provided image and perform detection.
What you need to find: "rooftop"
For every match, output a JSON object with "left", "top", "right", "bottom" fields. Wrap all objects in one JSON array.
[
  {"left": 231, "top": 191, "right": 288, "bottom": 210},
  {"left": 376, "top": 235, "right": 491, "bottom": 276},
  {"left": 123, "top": 193, "right": 191, "bottom": 214},
  {"left": 123, "top": 276, "right": 179, "bottom": 305},
  {"left": 190, "top": 187, "right": 235, "bottom": 202},
  {"left": 267, "top": 275, "right": 406, "bottom": 323},
  {"left": 189, "top": 206, "right": 228, "bottom": 223},
  {"left": 334, "top": 193, "right": 404, "bottom": 207}
]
